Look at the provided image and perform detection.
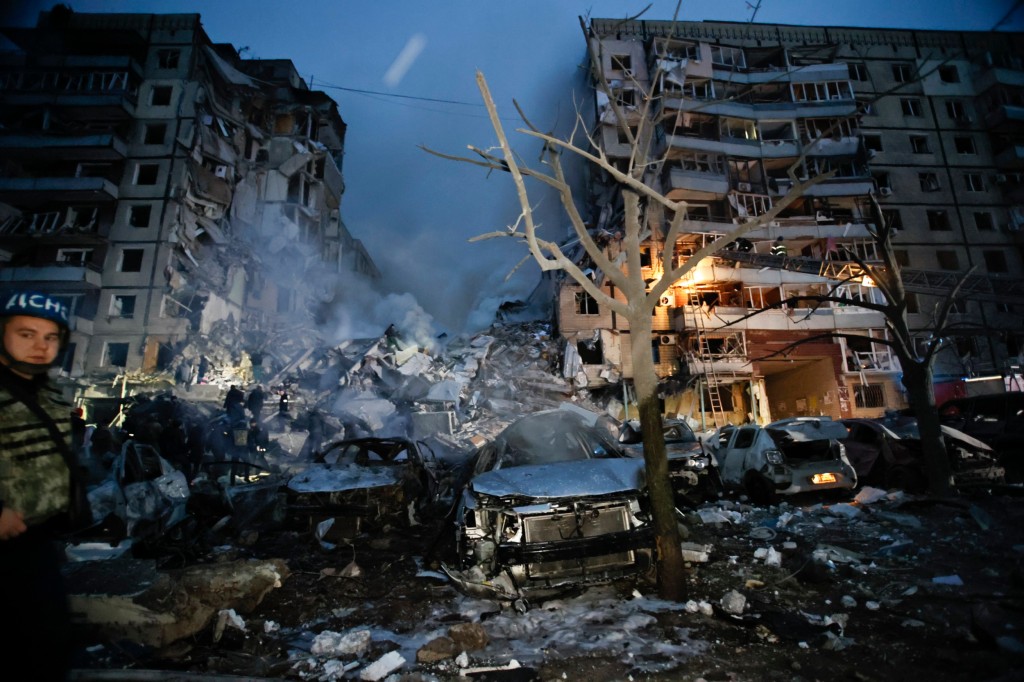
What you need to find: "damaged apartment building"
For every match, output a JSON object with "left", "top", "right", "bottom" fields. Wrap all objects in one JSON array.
[
  {"left": 0, "top": 8, "right": 378, "bottom": 406},
  {"left": 561, "top": 18, "right": 1024, "bottom": 427}
]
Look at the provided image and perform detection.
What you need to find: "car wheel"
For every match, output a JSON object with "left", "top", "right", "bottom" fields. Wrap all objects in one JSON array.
[
  {"left": 884, "top": 465, "right": 927, "bottom": 494},
  {"left": 743, "top": 471, "right": 778, "bottom": 506}
]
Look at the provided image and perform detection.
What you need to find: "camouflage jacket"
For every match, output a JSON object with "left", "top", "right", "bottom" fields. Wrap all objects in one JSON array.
[{"left": 0, "top": 372, "right": 72, "bottom": 526}]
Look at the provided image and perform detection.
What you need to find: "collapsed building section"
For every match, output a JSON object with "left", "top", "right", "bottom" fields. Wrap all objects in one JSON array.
[
  {"left": 566, "top": 19, "right": 1024, "bottom": 428},
  {"left": 0, "top": 9, "right": 378, "bottom": 410}
]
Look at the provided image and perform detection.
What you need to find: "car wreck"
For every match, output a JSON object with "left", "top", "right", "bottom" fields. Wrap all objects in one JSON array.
[
  {"left": 713, "top": 417, "right": 858, "bottom": 505},
  {"left": 286, "top": 437, "right": 453, "bottom": 542},
  {"left": 617, "top": 418, "right": 723, "bottom": 506},
  {"left": 441, "top": 409, "right": 655, "bottom": 603}
]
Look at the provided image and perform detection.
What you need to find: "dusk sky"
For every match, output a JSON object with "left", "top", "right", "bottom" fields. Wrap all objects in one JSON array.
[{"left": 4, "top": 1, "right": 1023, "bottom": 336}]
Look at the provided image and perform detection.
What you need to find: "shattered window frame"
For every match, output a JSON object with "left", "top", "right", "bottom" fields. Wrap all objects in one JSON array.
[
  {"left": 142, "top": 122, "right": 167, "bottom": 145},
  {"left": 118, "top": 248, "right": 144, "bottom": 272},
  {"left": 128, "top": 204, "right": 152, "bottom": 228},
  {"left": 134, "top": 163, "right": 159, "bottom": 186},
  {"left": 150, "top": 85, "right": 172, "bottom": 106},
  {"left": 575, "top": 291, "right": 599, "bottom": 315},
  {"left": 109, "top": 294, "right": 137, "bottom": 319},
  {"left": 103, "top": 341, "right": 129, "bottom": 367}
]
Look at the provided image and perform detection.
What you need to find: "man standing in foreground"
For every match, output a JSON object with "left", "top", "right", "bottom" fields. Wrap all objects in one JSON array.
[{"left": 0, "top": 290, "right": 77, "bottom": 680}]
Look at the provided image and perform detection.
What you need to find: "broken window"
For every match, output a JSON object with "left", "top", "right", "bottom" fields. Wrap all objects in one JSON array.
[
  {"left": 110, "top": 295, "right": 136, "bottom": 318},
  {"left": 848, "top": 62, "right": 869, "bottom": 81},
  {"left": 946, "top": 99, "right": 969, "bottom": 121},
  {"left": 938, "top": 64, "right": 960, "bottom": 83},
  {"left": 927, "top": 209, "right": 951, "bottom": 230},
  {"left": 143, "top": 123, "right": 166, "bottom": 145},
  {"left": 128, "top": 204, "right": 152, "bottom": 228},
  {"left": 910, "top": 135, "right": 930, "bottom": 153},
  {"left": 900, "top": 98, "right": 923, "bottom": 116},
  {"left": 791, "top": 81, "right": 853, "bottom": 102},
  {"left": 883, "top": 209, "right": 903, "bottom": 231},
  {"left": 104, "top": 342, "right": 129, "bottom": 368},
  {"left": 954, "top": 136, "right": 976, "bottom": 154},
  {"left": 119, "top": 249, "right": 144, "bottom": 272},
  {"left": 58, "top": 248, "right": 93, "bottom": 265},
  {"left": 863, "top": 134, "right": 883, "bottom": 152},
  {"left": 983, "top": 250, "right": 1009, "bottom": 273},
  {"left": 891, "top": 63, "right": 914, "bottom": 82},
  {"left": 676, "top": 152, "right": 724, "bottom": 174},
  {"left": 964, "top": 173, "right": 984, "bottom": 192},
  {"left": 612, "top": 88, "right": 637, "bottom": 107},
  {"left": 919, "top": 173, "right": 940, "bottom": 192},
  {"left": 710, "top": 45, "right": 745, "bottom": 69},
  {"left": 703, "top": 385, "right": 734, "bottom": 411},
  {"left": 135, "top": 163, "right": 159, "bottom": 185},
  {"left": 156, "top": 49, "right": 180, "bottom": 69},
  {"left": 576, "top": 336, "right": 604, "bottom": 364},
  {"left": 804, "top": 117, "right": 855, "bottom": 142},
  {"left": 150, "top": 86, "right": 172, "bottom": 106},
  {"left": 974, "top": 211, "right": 994, "bottom": 231},
  {"left": 575, "top": 291, "right": 599, "bottom": 315},
  {"left": 746, "top": 286, "right": 782, "bottom": 309},
  {"left": 936, "top": 250, "right": 960, "bottom": 270}
]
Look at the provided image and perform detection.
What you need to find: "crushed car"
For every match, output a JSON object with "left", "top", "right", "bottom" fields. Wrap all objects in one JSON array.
[
  {"left": 842, "top": 415, "right": 1005, "bottom": 493},
  {"left": 440, "top": 409, "right": 655, "bottom": 604},
  {"left": 617, "top": 418, "right": 723, "bottom": 506},
  {"left": 712, "top": 417, "right": 858, "bottom": 505},
  {"left": 285, "top": 437, "right": 453, "bottom": 542}
]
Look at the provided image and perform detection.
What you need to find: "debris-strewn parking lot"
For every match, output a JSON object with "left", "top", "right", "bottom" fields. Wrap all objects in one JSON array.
[{"left": 64, "top": 321, "right": 1024, "bottom": 681}]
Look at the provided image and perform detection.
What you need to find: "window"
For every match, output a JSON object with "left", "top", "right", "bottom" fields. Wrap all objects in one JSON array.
[
  {"left": 863, "top": 134, "right": 883, "bottom": 152},
  {"left": 104, "top": 342, "right": 129, "bottom": 368},
  {"left": 613, "top": 88, "right": 637, "bottom": 107},
  {"left": 575, "top": 291, "right": 599, "bottom": 315},
  {"left": 936, "top": 250, "right": 960, "bottom": 270},
  {"left": 984, "top": 250, "right": 1009, "bottom": 273},
  {"left": 119, "top": 248, "right": 144, "bottom": 272},
  {"left": 58, "top": 248, "right": 93, "bottom": 265},
  {"left": 910, "top": 135, "right": 930, "bottom": 153},
  {"left": 873, "top": 171, "right": 890, "bottom": 190},
  {"left": 703, "top": 385, "right": 734, "bottom": 412},
  {"left": 577, "top": 337, "right": 603, "bottom": 364},
  {"left": 150, "top": 86, "right": 172, "bottom": 106},
  {"left": 900, "top": 98, "right": 922, "bottom": 116},
  {"left": 854, "top": 384, "right": 885, "bottom": 409},
  {"left": 143, "top": 123, "right": 166, "bottom": 145},
  {"left": 946, "top": 100, "right": 968, "bottom": 121},
  {"left": 892, "top": 63, "right": 914, "bottom": 82},
  {"left": 938, "top": 64, "right": 960, "bottom": 83},
  {"left": 954, "top": 136, "right": 976, "bottom": 154},
  {"left": 919, "top": 172, "right": 940, "bottom": 191},
  {"left": 927, "top": 209, "right": 951, "bottom": 230},
  {"left": 974, "top": 211, "right": 995, "bottom": 231},
  {"left": 883, "top": 209, "right": 903, "bottom": 231},
  {"left": 964, "top": 173, "right": 984, "bottom": 192},
  {"left": 128, "top": 204, "right": 152, "bottom": 228},
  {"left": 611, "top": 54, "right": 632, "bottom": 73},
  {"left": 134, "top": 163, "right": 159, "bottom": 185},
  {"left": 894, "top": 249, "right": 910, "bottom": 267},
  {"left": 109, "top": 295, "right": 136, "bottom": 319},
  {"left": 848, "top": 62, "right": 869, "bottom": 81},
  {"left": 156, "top": 49, "right": 180, "bottom": 69}
]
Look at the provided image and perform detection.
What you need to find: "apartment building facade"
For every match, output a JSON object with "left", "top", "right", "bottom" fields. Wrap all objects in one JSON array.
[
  {"left": 562, "top": 19, "right": 1024, "bottom": 426},
  {"left": 0, "top": 9, "right": 377, "bottom": 393}
]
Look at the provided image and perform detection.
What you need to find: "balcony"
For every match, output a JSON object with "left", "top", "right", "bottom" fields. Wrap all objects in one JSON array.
[
  {"left": 0, "top": 132, "right": 128, "bottom": 161},
  {"left": 0, "top": 262, "right": 103, "bottom": 289},
  {"left": 994, "top": 144, "right": 1024, "bottom": 170},
  {"left": 984, "top": 104, "right": 1024, "bottom": 133},
  {"left": 0, "top": 65, "right": 139, "bottom": 119},
  {"left": 0, "top": 177, "right": 119, "bottom": 207},
  {"left": 665, "top": 166, "right": 729, "bottom": 200}
]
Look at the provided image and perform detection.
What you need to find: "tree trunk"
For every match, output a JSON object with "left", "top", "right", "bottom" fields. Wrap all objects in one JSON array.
[
  {"left": 900, "top": 360, "right": 953, "bottom": 497},
  {"left": 629, "top": 314, "right": 686, "bottom": 601}
]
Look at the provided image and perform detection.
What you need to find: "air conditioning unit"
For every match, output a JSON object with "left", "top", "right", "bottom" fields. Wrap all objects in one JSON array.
[
  {"left": 622, "top": 68, "right": 635, "bottom": 78},
  {"left": 659, "top": 294, "right": 674, "bottom": 307},
  {"left": 659, "top": 334, "right": 678, "bottom": 346},
  {"left": 737, "top": 182, "right": 752, "bottom": 192},
  {"left": 879, "top": 187, "right": 893, "bottom": 197}
]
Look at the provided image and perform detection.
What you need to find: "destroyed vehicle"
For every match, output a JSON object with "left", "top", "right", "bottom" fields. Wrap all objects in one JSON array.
[
  {"left": 618, "top": 419, "right": 723, "bottom": 506},
  {"left": 85, "top": 440, "right": 190, "bottom": 544},
  {"left": 285, "top": 437, "right": 453, "bottom": 539},
  {"left": 843, "top": 416, "right": 1005, "bottom": 493},
  {"left": 442, "top": 409, "right": 655, "bottom": 603},
  {"left": 938, "top": 393, "right": 1024, "bottom": 482},
  {"left": 712, "top": 417, "right": 857, "bottom": 505}
]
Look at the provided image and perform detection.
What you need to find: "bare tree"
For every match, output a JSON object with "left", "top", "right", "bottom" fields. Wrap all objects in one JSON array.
[{"left": 427, "top": 61, "right": 833, "bottom": 599}]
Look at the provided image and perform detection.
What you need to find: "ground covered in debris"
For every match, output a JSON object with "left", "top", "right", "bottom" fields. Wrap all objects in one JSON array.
[{"left": 70, "top": 486, "right": 1024, "bottom": 681}]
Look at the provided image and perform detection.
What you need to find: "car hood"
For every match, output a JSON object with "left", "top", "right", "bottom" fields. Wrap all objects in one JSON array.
[
  {"left": 287, "top": 463, "right": 408, "bottom": 493},
  {"left": 767, "top": 419, "right": 849, "bottom": 442},
  {"left": 470, "top": 458, "right": 647, "bottom": 499}
]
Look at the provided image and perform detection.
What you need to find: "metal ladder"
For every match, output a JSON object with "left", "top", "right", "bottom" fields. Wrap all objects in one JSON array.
[{"left": 691, "top": 297, "right": 725, "bottom": 426}]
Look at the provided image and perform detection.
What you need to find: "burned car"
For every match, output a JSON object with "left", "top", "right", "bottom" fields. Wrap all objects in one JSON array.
[
  {"left": 286, "top": 437, "right": 452, "bottom": 541},
  {"left": 713, "top": 417, "right": 857, "bottom": 505},
  {"left": 442, "top": 409, "right": 655, "bottom": 603},
  {"left": 842, "top": 416, "right": 1005, "bottom": 493},
  {"left": 618, "top": 418, "right": 723, "bottom": 506}
]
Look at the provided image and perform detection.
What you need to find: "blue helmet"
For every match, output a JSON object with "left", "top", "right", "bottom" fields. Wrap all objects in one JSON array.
[{"left": 2, "top": 290, "right": 71, "bottom": 332}]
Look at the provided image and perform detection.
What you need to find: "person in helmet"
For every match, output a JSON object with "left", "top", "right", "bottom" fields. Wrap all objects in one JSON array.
[{"left": 0, "top": 290, "right": 78, "bottom": 680}]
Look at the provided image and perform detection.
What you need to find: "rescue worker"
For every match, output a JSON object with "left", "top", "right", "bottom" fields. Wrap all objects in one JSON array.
[
  {"left": 0, "top": 290, "right": 80, "bottom": 680},
  {"left": 770, "top": 236, "right": 788, "bottom": 256}
]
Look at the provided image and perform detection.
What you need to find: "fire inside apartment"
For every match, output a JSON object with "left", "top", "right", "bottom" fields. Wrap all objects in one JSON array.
[
  {"left": 560, "top": 19, "right": 1024, "bottom": 427},
  {"left": 0, "top": 10, "right": 378, "bottom": 405}
]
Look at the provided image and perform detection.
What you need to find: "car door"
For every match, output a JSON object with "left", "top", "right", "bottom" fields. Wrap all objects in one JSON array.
[{"left": 718, "top": 426, "right": 759, "bottom": 485}]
